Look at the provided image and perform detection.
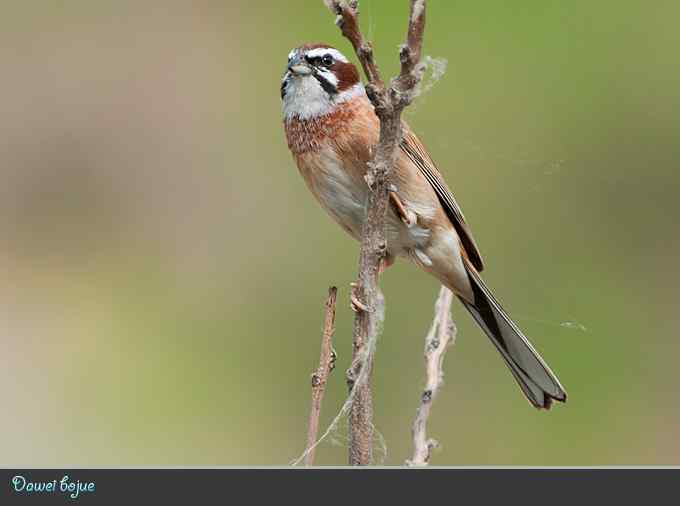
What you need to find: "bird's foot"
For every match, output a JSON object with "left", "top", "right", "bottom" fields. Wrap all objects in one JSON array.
[
  {"left": 388, "top": 184, "right": 416, "bottom": 227},
  {"left": 350, "top": 283, "right": 370, "bottom": 313}
]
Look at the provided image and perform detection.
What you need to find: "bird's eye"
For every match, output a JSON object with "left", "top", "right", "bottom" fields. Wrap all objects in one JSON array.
[{"left": 321, "top": 55, "right": 334, "bottom": 66}]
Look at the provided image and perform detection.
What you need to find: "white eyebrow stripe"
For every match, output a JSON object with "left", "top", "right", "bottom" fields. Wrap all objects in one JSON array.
[
  {"left": 305, "top": 48, "right": 348, "bottom": 63},
  {"left": 316, "top": 68, "right": 338, "bottom": 86}
]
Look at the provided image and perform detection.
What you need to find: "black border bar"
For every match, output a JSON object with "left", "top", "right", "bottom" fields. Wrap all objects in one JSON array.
[{"left": 2, "top": 468, "right": 678, "bottom": 504}]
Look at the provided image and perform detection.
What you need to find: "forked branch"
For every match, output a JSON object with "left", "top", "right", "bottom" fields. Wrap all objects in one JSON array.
[{"left": 324, "top": 0, "right": 427, "bottom": 466}]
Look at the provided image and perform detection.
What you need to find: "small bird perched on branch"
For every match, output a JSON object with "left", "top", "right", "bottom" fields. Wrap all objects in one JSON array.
[{"left": 281, "top": 43, "right": 567, "bottom": 409}]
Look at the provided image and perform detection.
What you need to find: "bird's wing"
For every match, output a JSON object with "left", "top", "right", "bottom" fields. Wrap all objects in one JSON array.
[{"left": 400, "top": 129, "right": 485, "bottom": 271}]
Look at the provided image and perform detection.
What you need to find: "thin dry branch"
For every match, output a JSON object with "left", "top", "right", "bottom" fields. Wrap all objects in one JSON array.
[
  {"left": 326, "top": 0, "right": 427, "bottom": 466},
  {"left": 406, "top": 285, "right": 456, "bottom": 466},
  {"left": 304, "top": 286, "right": 338, "bottom": 466}
]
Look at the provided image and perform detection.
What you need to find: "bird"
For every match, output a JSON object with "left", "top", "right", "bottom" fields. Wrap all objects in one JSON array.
[{"left": 281, "top": 43, "right": 567, "bottom": 410}]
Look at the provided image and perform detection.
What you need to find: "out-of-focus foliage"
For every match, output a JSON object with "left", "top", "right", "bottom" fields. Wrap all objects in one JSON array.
[{"left": 1, "top": 1, "right": 678, "bottom": 465}]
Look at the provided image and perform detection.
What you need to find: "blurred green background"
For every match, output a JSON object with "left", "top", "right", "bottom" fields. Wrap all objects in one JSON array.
[{"left": 1, "top": 0, "right": 678, "bottom": 466}]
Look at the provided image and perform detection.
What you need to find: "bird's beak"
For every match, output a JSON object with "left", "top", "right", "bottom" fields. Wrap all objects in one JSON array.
[{"left": 288, "top": 55, "right": 312, "bottom": 76}]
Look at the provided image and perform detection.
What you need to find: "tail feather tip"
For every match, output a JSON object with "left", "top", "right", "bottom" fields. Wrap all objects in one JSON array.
[{"left": 535, "top": 390, "right": 567, "bottom": 411}]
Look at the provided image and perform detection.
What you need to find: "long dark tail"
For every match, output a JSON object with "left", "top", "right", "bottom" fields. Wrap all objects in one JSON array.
[{"left": 458, "top": 260, "right": 567, "bottom": 409}]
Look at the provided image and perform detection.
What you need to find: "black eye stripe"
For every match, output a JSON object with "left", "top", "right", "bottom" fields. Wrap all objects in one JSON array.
[{"left": 305, "top": 54, "right": 334, "bottom": 67}]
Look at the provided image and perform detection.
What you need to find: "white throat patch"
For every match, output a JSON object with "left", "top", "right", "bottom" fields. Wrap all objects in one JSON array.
[{"left": 282, "top": 77, "right": 364, "bottom": 121}]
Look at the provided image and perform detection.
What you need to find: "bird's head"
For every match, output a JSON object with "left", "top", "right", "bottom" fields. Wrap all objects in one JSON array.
[{"left": 281, "top": 43, "right": 363, "bottom": 121}]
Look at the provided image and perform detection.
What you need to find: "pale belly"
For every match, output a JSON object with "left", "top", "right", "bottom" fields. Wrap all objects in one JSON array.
[
  {"left": 295, "top": 147, "right": 474, "bottom": 300},
  {"left": 297, "top": 147, "right": 433, "bottom": 258}
]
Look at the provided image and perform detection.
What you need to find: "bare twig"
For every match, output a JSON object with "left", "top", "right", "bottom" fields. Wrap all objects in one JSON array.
[
  {"left": 326, "top": 0, "right": 427, "bottom": 466},
  {"left": 406, "top": 285, "right": 456, "bottom": 466},
  {"left": 289, "top": 287, "right": 383, "bottom": 467},
  {"left": 303, "top": 287, "right": 338, "bottom": 466},
  {"left": 345, "top": 287, "right": 384, "bottom": 465}
]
